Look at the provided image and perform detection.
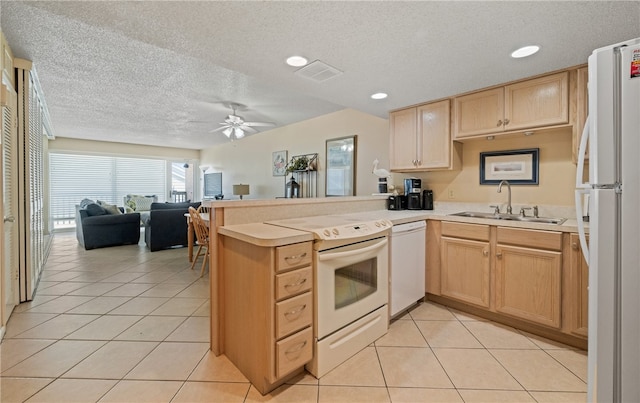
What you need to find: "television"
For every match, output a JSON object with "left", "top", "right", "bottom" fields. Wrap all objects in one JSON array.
[{"left": 203, "top": 172, "right": 223, "bottom": 199}]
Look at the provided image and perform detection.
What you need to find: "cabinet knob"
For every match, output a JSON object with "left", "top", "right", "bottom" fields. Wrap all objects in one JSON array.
[
  {"left": 483, "top": 250, "right": 489, "bottom": 257},
  {"left": 497, "top": 120, "right": 503, "bottom": 127},
  {"left": 504, "top": 118, "right": 510, "bottom": 125},
  {"left": 572, "top": 242, "right": 579, "bottom": 250},
  {"left": 496, "top": 252, "right": 503, "bottom": 258}
]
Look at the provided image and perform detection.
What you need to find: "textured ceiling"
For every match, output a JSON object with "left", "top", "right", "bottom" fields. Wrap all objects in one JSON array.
[{"left": 1, "top": 1, "right": 639, "bottom": 150}]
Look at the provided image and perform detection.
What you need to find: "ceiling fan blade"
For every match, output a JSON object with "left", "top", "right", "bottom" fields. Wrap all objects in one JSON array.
[
  {"left": 210, "top": 125, "right": 230, "bottom": 133},
  {"left": 240, "top": 125, "right": 258, "bottom": 134},
  {"left": 243, "top": 121, "right": 275, "bottom": 127}
]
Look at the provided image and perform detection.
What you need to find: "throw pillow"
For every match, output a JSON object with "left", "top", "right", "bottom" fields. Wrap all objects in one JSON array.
[
  {"left": 85, "top": 203, "right": 107, "bottom": 216},
  {"left": 133, "top": 197, "right": 155, "bottom": 211},
  {"left": 79, "top": 198, "right": 95, "bottom": 208},
  {"left": 97, "top": 200, "right": 122, "bottom": 215},
  {"left": 125, "top": 206, "right": 134, "bottom": 214}
]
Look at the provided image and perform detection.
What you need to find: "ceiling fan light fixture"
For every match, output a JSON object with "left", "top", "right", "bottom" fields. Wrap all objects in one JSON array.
[
  {"left": 222, "top": 127, "right": 233, "bottom": 138},
  {"left": 234, "top": 127, "right": 245, "bottom": 138},
  {"left": 511, "top": 45, "right": 540, "bottom": 59},
  {"left": 286, "top": 55, "right": 308, "bottom": 67}
]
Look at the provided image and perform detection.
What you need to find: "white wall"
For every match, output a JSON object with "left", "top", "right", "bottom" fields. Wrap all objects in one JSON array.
[{"left": 200, "top": 109, "right": 390, "bottom": 200}]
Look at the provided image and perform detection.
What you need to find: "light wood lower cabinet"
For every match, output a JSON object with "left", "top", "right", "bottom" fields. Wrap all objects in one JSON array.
[
  {"left": 441, "top": 236, "right": 491, "bottom": 308},
  {"left": 440, "top": 222, "right": 491, "bottom": 308},
  {"left": 431, "top": 221, "right": 586, "bottom": 347},
  {"left": 221, "top": 236, "right": 313, "bottom": 395},
  {"left": 566, "top": 233, "right": 589, "bottom": 337}
]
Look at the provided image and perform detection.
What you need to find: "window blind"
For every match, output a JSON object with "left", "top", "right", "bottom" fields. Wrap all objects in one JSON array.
[{"left": 49, "top": 153, "right": 168, "bottom": 225}]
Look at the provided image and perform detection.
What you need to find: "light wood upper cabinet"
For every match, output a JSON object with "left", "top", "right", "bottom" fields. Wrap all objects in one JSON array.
[
  {"left": 390, "top": 100, "right": 459, "bottom": 171},
  {"left": 573, "top": 67, "right": 589, "bottom": 164},
  {"left": 389, "top": 107, "right": 417, "bottom": 171},
  {"left": 454, "top": 72, "right": 569, "bottom": 139},
  {"left": 453, "top": 88, "right": 504, "bottom": 138}
]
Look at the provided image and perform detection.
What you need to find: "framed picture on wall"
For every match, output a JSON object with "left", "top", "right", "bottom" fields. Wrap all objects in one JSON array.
[
  {"left": 272, "top": 150, "right": 287, "bottom": 176},
  {"left": 480, "top": 148, "right": 539, "bottom": 185}
]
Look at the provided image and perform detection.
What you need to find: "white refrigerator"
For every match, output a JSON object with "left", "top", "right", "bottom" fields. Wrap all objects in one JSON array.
[{"left": 576, "top": 37, "right": 640, "bottom": 402}]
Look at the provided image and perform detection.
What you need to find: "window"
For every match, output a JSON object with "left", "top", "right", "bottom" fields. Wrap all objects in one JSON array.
[{"left": 49, "top": 153, "right": 170, "bottom": 229}]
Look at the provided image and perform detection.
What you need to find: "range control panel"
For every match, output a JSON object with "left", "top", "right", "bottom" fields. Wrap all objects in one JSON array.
[{"left": 316, "top": 220, "right": 392, "bottom": 241}]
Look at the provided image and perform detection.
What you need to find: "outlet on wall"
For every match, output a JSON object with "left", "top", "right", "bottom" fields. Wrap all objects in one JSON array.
[{"left": 448, "top": 189, "right": 455, "bottom": 199}]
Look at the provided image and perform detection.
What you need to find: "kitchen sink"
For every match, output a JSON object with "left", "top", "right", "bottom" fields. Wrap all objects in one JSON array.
[{"left": 449, "top": 211, "right": 567, "bottom": 225}]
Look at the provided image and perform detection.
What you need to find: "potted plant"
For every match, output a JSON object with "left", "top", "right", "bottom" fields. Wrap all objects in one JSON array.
[{"left": 286, "top": 155, "right": 309, "bottom": 173}]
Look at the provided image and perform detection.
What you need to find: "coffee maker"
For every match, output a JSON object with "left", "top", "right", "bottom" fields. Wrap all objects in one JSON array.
[{"left": 404, "top": 178, "right": 422, "bottom": 210}]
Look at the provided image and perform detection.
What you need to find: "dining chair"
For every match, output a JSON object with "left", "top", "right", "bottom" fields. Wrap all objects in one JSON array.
[
  {"left": 197, "top": 205, "right": 210, "bottom": 214},
  {"left": 188, "top": 206, "right": 209, "bottom": 277}
]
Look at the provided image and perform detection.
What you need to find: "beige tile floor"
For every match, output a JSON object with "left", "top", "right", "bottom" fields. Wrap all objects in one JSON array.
[{"left": 1, "top": 232, "right": 588, "bottom": 402}]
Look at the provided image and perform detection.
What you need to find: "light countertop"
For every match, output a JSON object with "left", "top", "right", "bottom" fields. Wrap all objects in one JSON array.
[
  {"left": 218, "top": 204, "right": 587, "bottom": 246},
  {"left": 217, "top": 223, "right": 313, "bottom": 247}
]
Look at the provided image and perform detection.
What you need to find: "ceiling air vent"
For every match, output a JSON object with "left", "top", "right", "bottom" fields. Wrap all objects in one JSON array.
[{"left": 294, "top": 60, "right": 343, "bottom": 83}]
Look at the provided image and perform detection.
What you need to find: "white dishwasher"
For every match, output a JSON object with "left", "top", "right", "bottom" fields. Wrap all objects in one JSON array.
[{"left": 390, "top": 220, "right": 426, "bottom": 317}]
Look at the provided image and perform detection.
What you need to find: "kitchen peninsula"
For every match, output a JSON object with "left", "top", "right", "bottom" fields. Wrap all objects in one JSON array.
[{"left": 204, "top": 196, "right": 588, "bottom": 394}]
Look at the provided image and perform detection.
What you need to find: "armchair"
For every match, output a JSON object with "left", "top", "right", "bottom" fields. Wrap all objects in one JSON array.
[{"left": 143, "top": 202, "right": 201, "bottom": 251}]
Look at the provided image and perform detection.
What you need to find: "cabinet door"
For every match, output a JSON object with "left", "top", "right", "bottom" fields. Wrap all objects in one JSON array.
[
  {"left": 568, "top": 233, "right": 588, "bottom": 337},
  {"left": 573, "top": 67, "right": 589, "bottom": 164},
  {"left": 453, "top": 87, "right": 504, "bottom": 138},
  {"left": 417, "top": 100, "right": 451, "bottom": 169},
  {"left": 505, "top": 72, "right": 569, "bottom": 131},
  {"left": 441, "top": 236, "right": 490, "bottom": 308},
  {"left": 389, "top": 107, "right": 418, "bottom": 170},
  {"left": 495, "top": 244, "right": 562, "bottom": 328}
]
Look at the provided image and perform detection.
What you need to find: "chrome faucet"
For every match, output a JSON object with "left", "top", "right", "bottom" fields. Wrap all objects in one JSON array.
[{"left": 497, "top": 180, "right": 512, "bottom": 214}]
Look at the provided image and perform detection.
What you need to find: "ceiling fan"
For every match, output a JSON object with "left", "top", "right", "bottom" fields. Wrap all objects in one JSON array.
[{"left": 210, "top": 103, "right": 275, "bottom": 139}]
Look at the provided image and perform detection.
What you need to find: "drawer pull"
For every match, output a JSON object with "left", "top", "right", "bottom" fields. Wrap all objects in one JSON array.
[
  {"left": 284, "top": 340, "right": 308, "bottom": 361},
  {"left": 284, "top": 277, "right": 308, "bottom": 291},
  {"left": 284, "top": 304, "right": 307, "bottom": 320},
  {"left": 504, "top": 118, "right": 510, "bottom": 125},
  {"left": 284, "top": 252, "right": 307, "bottom": 264},
  {"left": 497, "top": 119, "right": 503, "bottom": 127}
]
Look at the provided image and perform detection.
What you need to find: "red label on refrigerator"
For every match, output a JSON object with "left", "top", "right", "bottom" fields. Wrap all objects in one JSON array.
[{"left": 631, "top": 48, "right": 640, "bottom": 78}]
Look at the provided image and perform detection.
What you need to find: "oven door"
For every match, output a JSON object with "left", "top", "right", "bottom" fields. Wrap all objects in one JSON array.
[{"left": 316, "top": 236, "right": 389, "bottom": 339}]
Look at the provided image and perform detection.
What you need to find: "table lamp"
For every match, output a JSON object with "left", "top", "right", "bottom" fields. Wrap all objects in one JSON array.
[{"left": 233, "top": 184, "right": 250, "bottom": 200}]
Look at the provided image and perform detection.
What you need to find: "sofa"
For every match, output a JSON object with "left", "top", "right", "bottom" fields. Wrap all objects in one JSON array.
[
  {"left": 75, "top": 202, "right": 141, "bottom": 250},
  {"left": 142, "top": 201, "right": 201, "bottom": 252}
]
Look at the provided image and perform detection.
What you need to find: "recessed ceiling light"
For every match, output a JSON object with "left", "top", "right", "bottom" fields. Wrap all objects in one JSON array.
[
  {"left": 286, "top": 56, "right": 308, "bottom": 67},
  {"left": 371, "top": 92, "right": 388, "bottom": 100},
  {"left": 511, "top": 45, "right": 540, "bottom": 59}
]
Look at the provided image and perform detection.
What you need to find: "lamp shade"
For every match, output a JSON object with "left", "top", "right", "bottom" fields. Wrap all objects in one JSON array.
[{"left": 232, "top": 184, "right": 250, "bottom": 198}]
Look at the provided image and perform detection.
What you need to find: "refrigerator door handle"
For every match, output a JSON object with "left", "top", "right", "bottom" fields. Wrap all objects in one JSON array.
[
  {"left": 576, "top": 116, "right": 591, "bottom": 189},
  {"left": 575, "top": 189, "right": 590, "bottom": 262}
]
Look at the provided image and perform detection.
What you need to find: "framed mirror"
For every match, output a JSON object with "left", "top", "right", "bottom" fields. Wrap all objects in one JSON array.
[{"left": 325, "top": 135, "right": 357, "bottom": 196}]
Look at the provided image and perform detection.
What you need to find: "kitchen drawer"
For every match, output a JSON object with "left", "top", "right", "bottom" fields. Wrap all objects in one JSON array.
[
  {"left": 276, "top": 242, "right": 312, "bottom": 273},
  {"left": 442, "top": 221, "right": 490, "bottom": 241},
  {"left": 497, "top": 227, "right": 562, "bottom": 251},
  {"left": 276, "top": 326, "right": 313, "bottom": 378},
  {"left": 275, "top": 292, "right": 312, "bottom": 339},
  {"left": 275, "top": 266, "right": 312, "bottom": 301}
]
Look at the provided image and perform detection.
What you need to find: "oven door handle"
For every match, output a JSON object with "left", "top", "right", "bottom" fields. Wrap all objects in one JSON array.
[{"left": 318, "top": 238, "right": 388, "bottom": 262}]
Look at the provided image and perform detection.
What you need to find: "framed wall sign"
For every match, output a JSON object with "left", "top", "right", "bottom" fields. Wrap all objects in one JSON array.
[
  {"left": 272, "top": 150, "right": 287, "bottom": 176},
  {"left": 325, "top": 135, "right": 357, "bottom": 196},
  {"left": 480, "top": 148, "right": 539, "bottom": 185}
]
